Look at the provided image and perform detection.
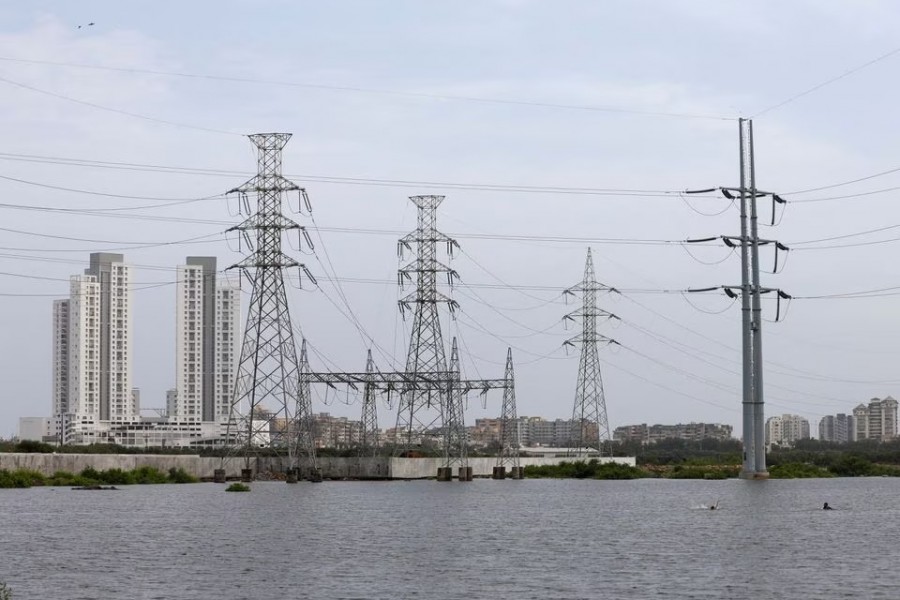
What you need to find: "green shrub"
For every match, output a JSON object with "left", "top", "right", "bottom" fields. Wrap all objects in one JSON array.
[
  {"left": 46, "top": 471, "right": 95, "bottom": 487},
  {"left": 668, "top": 465, "right": 738, "bottom": 479},
  {"left": 0, "top": 469, "right": 34, "bottom": 488},
  {"left": 829, "top": 455, "right": 875, "bottom": 477},
  {"left": 0, "top": 580, "right": 12, "bottom": 599},
  {"left": 593, "top": 462, "right": 645, "bottom": 480},
  {"left": 769, "top": 462, "right": 833, "bottom": 479},
  {"left": 14, "top": 440, "right": 54, "bottom": 453},
  {"left": 131, "top": 466, "right": 168, "bottom": 485},
  {"left": 79, "top": 467, "right": 102, "bottom": 481},
  {"left": 167, "top": 467, "right": 198, "bottom": 484},
  {"left": 97, "top": 468, "right": 135, "bottom": 485},
  {"left": 226, "top": 482, "right": 251, "bottom": 492},
  {"left": 524, "top": 460, "right": 647, "bottom": 480}
]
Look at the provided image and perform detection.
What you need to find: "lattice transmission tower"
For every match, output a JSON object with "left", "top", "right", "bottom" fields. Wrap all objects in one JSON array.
[
  {"left": 443, "top": 337, "right": 467, "bottom": 470},
  {"left": 300, "top": 194, "right": 508, "bottom": 480},
  {"left": 564, "top": 248, "right": 618, "bottom": 457},
  {"left": 394, "top": 194, "right": 459, "bottom": 455},
  {"left": 358, "top": 349, "right": 379, "bottom": 456},
  {"left": 494, "top": 348, "right": 522, "bottom": 478},
  {"left": 222, "top": 133, "right": 317, "bottom": 481}
]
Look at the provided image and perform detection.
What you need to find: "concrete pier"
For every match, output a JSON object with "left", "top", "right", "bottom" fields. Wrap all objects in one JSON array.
[
  {"left": 458, "top": 466, "right": 473, "bottom": 481},
  {"left": 436, "top": 467, "right": 453, "bottom": 481},
  {"left": 213, "top": 468, "right": 227, "bottom": 483},
  {"left": 492, "top": 466, "right": 507, "bottom": 480},
  {"left": 240, "top": 468, "right": 253, "bottom": 482},
  {"left": 285, "top": 468, "right": 298, "bottom": 484}
]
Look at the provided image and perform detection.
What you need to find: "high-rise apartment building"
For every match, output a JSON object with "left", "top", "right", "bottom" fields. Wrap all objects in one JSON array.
[
  {"left": 818, "top": 413, "right": 854, "bottom": 443},
  {"left": 853, "top": 397, "right": 898, "bottom": 442},
  {"left": 51, "top": 299, "right": 70, "bottom": 420},
  {"left": 174, "top": 257, "right": 240, "bottom": 423},
  {"left": 53, "top": 253, "right": 134, "bottom": 443},
  {"left": 765, "top": 414, "right": 810, "bottom": 449}
]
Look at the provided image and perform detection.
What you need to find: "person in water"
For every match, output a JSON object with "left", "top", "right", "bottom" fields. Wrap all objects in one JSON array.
[{"left": 823, "top": 502, "right": 833, "bottom": 510}]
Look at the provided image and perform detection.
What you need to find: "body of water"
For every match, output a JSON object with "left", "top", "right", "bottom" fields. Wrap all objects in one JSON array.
[{"left": 2, "top": 477, "right": 899, "bottom": 599}]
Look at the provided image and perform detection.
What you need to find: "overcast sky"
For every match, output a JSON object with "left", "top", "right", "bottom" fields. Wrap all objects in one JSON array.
[{"left": 3, "top": 1, "right": 900, "bottom": 437}]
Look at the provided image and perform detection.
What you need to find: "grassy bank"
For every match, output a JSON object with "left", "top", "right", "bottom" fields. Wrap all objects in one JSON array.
[
  {"left": 524, "top": 457, "right": 900, "bottom": 480},
  {"left": 0, "top": 466, "right": 198, "bottom": 489}
]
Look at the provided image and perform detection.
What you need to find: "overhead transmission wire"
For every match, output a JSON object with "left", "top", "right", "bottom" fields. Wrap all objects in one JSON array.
[
  {"left": 0, "top": 150, "right": 727, "bottom": 199},
  {"left": 752, "top": 43, "right": 900, "bottom": 118},
  {"left": 452, "top": 257, "right": 856, "bottom": 409},
  {"left": 0, "top": 72, "right": 240, "bottom": 136},
  {"left": 0, "top": 226, "right": 222, "bottom": 250},
  {"left": 306, "top": 210, "right": 402, "bottom": 370},
  {"left": 0, "top": 172, "right": 226, "bottom": 204},
  {"left": 2, "top": 170, "right": 884, "bottom": 253},
  {"left": 0, "top": 55, "right": 736, "bottom": 122},
  {"left": 622, "top": 293, "right": 895, "bottom": 386}
]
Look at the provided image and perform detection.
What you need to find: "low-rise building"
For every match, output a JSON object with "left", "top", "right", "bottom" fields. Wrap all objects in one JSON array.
[{"left": 613, "top": 422, "right": 734, "bottom": 444}]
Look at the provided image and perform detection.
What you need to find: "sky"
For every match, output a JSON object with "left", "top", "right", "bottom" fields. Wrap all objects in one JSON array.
[{"left": 2, "top": 1, "right": 900, "bottom": 438}]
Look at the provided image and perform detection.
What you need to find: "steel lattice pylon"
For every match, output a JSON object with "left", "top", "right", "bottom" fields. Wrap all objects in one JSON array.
[
  {"left": 394, "top": 195, "right": 460, "bottom": 457},
  {"left": 496, "top": 348, "right": 520, "bottom": 469},
  {"left": 564, "top": 248, "right": 618, "bottom": 457},
  {"left": 442, "top": 338, "right": 467, "bottom": 469},
  {"left": 223, "top": 133, "right": 316, "bottom": 478},
  {"left": 359, "top": 349, "right": 379, "bottom": 456}
]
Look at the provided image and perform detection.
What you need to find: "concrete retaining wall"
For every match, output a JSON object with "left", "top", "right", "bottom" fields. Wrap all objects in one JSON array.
[
  {"left": 389, "top": 456, "right": 636, "bottom": 479},
  {"left": 0, "top": 453, "right": 635, "bottom": 480}
]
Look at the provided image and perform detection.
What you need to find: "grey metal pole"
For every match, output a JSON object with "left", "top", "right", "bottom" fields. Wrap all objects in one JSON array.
[
  {"left": 738, "top": 118, "right": 756, "bottom": 477},
  {"left": 748, "top": 120, "right": 768, "bottom": 477}
]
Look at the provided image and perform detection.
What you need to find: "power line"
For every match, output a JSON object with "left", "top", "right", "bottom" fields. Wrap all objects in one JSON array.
[
  {"left": 786, "top": 165, "right": 900, "bottom": 195},
  {"left": 0, "top": 55, "right": 737, "bottom": 122},
  {"left": 0, "top": 226, "right": 221, "bottom": 248},
  {"left": 0, "top": 172, "right": 225, "bottom": 203},
  {"left": 789, "top": 184, "right": 900, "bottom": 203},
  {"left": 752, "top": 44, "right": 900, "bottom": 118},
  {"left": 0, "top": 151, "right": 723, "bottom": 199},
  {"left": 0, "top": 73, "right": 240, "bottom": 136}
]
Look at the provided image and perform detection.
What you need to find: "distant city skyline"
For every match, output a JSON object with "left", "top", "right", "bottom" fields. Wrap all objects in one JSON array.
[{"left": 4, "top": 3, "right": 900, "bottom": 437}]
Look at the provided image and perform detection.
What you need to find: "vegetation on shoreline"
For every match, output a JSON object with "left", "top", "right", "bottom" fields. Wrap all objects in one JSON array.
[
  {"left": 525, "top": 460, "right": 646, "bottom": 480},
  {"left": 525, "top": 453, "right": 900, "bottom": 480},
  {"left": 0, "top": 466, "right": 198, "bottom": 489},
  {"left": 225, "top": 482, "right": 251, "bottom": 492},
  {"left": 8, "top": 436, "right": 900, "bottom": 481}
]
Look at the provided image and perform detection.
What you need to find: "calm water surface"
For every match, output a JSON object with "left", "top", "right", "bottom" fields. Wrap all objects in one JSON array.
[{"left": 2, "top": 477, "right": 900, "bottom": 599}]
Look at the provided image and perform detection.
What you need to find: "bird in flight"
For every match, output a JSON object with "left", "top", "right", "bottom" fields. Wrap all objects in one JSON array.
[{"left": 76, "top": 22, "right": 95, "bottom": 29}]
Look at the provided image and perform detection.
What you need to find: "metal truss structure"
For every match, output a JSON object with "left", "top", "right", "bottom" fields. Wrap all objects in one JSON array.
[
  {"left": 222, "top": 133, "right": 317, "bottom": 480},
  {"left": 564, "top": 248, "right": 617, "bottom": 456},
  {"left": 496, "top": 348, "right": 521, "bottom": 470},
  {"left": 298, "top": 195, "right": 515, "bottom": 477}
]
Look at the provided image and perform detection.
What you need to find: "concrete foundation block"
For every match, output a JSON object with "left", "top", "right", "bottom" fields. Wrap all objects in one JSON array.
[
  {"left": 436, "top": 467, "right": 453, "bottom": 481},
  {"left": 240, "top": 468, "right": 253, "bottom": 482},
  {"left": 213, "top": 469, "right": 227, "bottom": 483},
  {"left": 492, "top": 466, "right": 507, "bottom": 480}
]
